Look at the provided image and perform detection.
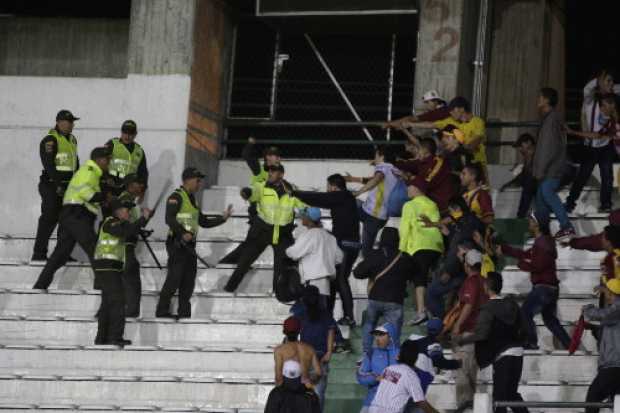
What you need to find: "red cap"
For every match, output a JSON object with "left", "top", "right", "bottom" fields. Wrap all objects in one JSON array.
[
  {"left": 283, "top": 316, "right": 301, "bottom": 334},
  {"left": 609, "top": 210, "right": 620, "bottom": 226},
  {"left": 408, "top": 176, "right": 429, "bottom": 193}
]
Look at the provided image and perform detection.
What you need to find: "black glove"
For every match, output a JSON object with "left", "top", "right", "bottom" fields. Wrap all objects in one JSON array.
[
  {"left": 55, "top": 185, "right": 66, "bottom": 197},
  {"left": 240, "top": 187, "right": 252, "bottom": 200}
]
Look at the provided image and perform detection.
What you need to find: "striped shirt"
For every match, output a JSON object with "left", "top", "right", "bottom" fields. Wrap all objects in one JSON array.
[
  {"left": 362, "top": 162, "right": 398, "bottom": 220},
  {"left": 369, "top": 363, "right": 425, "bottom": 413}
]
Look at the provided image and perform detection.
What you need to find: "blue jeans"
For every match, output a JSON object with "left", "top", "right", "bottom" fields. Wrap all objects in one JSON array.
[
  {"left": 314, "top": 361, "right": 329, "bottom": 412},
  {"left": 426, "top": 274, "right": 465, "bottom": 319},
  {"left": 535, "top": 178, "right": 572, "bottom": 230},
  {"left": 362, "top": 300, "right": 404, "bottom": 354},
  {"left": 521, "top": 284, "right": 571, "bottom": 348},
  {"left": 360, "top": 209, "right": 387, "bottom": 259}
]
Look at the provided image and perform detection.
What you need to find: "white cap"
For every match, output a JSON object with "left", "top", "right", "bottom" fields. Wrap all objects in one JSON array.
[
  {"left": 282, "top": 360, "right": 302, "bottom": 379},
  {"left": 422, "top": 90, "right": 443, "bottom": 102},
  {"left": 371, "top": 324, "right": 389, "bottom": 335},
  {"left": 465, "top": 249, "right": 482, "bottom": 266}
]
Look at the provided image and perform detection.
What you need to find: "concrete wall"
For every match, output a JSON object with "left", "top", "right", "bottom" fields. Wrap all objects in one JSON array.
[
  {"left": 0, "top": 75, "right": 190, "bottom": 237},
  {"left": 0, "top": 17, "right": 129, "bottom": 78}
]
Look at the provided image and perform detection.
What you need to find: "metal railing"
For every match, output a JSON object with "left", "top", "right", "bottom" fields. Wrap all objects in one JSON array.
[{"left": 474, "top": 393, "right": 620, "bottom": 413}]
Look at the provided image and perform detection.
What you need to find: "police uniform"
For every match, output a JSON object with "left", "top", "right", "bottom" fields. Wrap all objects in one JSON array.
[
  {"left": 94, "top": 201, "right": 147, "bottom": 345},
  {"left": 105, "top": 120, "right": 148, "bottom": 196},
  {"left": 33, "top": 150, "right": 109, "bottom": 289},
  {"left": 118, "top": 190, "right": 143, "bottom": 317},
  {"left": 155, "top": 171, "right": 228, "bottom": 318},
  {"left": 32, "top": 111, "right": 80, "bottom": 260},
  {"left": 224, "top": 172, "right": 305, "bottom": 292}
]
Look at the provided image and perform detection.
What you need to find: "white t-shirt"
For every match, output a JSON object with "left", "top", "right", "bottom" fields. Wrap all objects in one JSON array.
[
  {"left": 362, "top": 162, "right": 398, "bottom": 220},
  {"left": 369, "top": 364, "right": 426, "bottom": 413}
]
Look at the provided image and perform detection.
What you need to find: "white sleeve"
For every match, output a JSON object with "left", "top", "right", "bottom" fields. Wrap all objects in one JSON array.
[
  {"left": 406, "top": 369, "right": 426, "bottom": 403},
  {"left": 286, "top": 231, "right": 314, "bottom": 260},
  {"left": 583, "top": 78, "right": 597, "bottom": 103}
]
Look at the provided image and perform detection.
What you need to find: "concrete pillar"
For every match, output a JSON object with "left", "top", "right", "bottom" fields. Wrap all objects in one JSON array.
[
  {"left": 485, "top": 0, "right": 565, "bottom": 164},
  {"left": 185, "top": 0, "right": 236, "bottom": 186},
  {"left": 414, "top": 0, "right": 480, "bottom": 110},
  {"left": 128, "top": 0, "right": 197, "bottom": 75}
]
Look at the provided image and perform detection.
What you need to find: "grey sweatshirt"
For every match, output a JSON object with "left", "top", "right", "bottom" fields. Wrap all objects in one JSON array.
[
  {"left": 584, "top": 297, "right": 620, "bottom": 369},
  {"left": 532, "top": 109, "right": 567, "bottom": 180}
]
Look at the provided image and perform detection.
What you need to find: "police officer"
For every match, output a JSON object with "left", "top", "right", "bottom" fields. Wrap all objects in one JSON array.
[
  {"left": 32, "top": 110, "right": 80, "bottom": 261},
  {"left": 33, "top": 147, "right": 111, "bottom": 289},
  {"left": 155, "top": 167, "right": 233, "bottom": 319},
  {"left": 118, "top": 174, "right": 147, "bottom": 317},
  {"left": 223, "top": 164, "right": 305, "bottom": 293},
  {"left": 105, "top": 120, "right": 148, "bottom": 196},
  {"left": 94, "top": 198, "right": 151, "bottom": 346},
  {"left": 219, "top": 137, "right": 281, "bottom": 264}
]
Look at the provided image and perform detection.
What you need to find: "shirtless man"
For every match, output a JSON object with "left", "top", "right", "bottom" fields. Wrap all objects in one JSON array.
[{"left": 274, "top": 316, "right": 322, "bottom": 386}]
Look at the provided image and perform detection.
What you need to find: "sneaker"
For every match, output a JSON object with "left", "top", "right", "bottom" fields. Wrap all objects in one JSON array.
[
  {"left": 109, "top": 339, "right": 132, "bottom": 347},
  {"left": 30, "top": 254, "right": 47, "bottom": 262},
  {"left": 408, "top": 312, "right": 429, "bottom": 326},
  {"left": 524, "top": 343, "right": 540, "bottom": 351},
  {"left": 334, "top": 340, "right": 352, "bottom": 354},
  {"left": 155, "top": 312, "right": 177, "bottom": 319},
  {"left": 454, "top": 400, "right": 473, "bottom": 413},
  {"left": 564, "top": 202, "right": 576, "bottom": 213},
  {"left": 598, "top": 207, "right": 612, "bottom": 214},
  {"left": 337, "top": 316, "right": 356, "bottom": 327},
  {"left": 554, "top": 227, "right": 576, "bottom": 241}
]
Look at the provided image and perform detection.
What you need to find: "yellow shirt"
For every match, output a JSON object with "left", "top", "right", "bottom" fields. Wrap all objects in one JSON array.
[{"left": 435, "top": 116, "right": 487, "bottom": 165}]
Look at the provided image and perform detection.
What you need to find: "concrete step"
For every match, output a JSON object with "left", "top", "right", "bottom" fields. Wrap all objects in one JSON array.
[
  {"left": 0, "top": 290, "right": 596, "bottom": 327},
  {"left": 0, "top": 317, "right": 598, "bottom": 352},
  {"left": 0, "top": 374, "right": 594, "bottom": 411},
  {"left": 0, "top": 263, "right": 603, "bottom": 297},
  {"left": 0, "top": 347, "right": 599, "bottom": 384},
  {"left": 0, "top": 378, "right": 269, "bottom": 410},
  {"left": 0, "top": 407, "right": 243, "bottom": 413}
]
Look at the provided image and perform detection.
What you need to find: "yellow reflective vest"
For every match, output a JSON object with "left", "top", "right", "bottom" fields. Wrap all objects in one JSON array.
[
  {"left": 94, "top": 217, "right": 126, "bottom": 265},
  {"left": 48, "top": 129, "right": 78, "bottom": 173},
  {"left": 63, "top": 160, "right": 103, "bottom": 215},
  {"left": 399, "top": 195, "right": 444, "bottom": 255},
  {"left": 109, "top": 138, "right": 144, "bottom": 179},
  {"left": 171, "top": 187, "right": 200, "bottom": 237},
  {"left": 250, "top": 182, "right": 305, "bottom": 244}
]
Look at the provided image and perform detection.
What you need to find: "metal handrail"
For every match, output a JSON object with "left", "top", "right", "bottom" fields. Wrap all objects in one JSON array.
[
  {"left": 495, "top": 401, "right": 613, "bottom": 409},
  {"left": 221, "top": 138, "right": 521, "bottom": 147},
  {"left": 225, "top": 119, "right": 546, "bottom": 128}
]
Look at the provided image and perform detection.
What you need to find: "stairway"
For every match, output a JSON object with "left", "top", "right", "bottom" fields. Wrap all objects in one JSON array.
[{"left": 0, "top": 159, "right": 612, "bottom": 412}]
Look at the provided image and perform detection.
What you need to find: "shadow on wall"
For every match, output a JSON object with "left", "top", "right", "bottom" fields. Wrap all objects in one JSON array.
[
  {"left": 0, "top": 158, "right": 40, "bottom": 235},
  {"left": 143, "top": 149, "right": 178, "bottom": 231}
]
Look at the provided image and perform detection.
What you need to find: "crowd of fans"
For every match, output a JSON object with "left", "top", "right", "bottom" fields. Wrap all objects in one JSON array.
[{"left": 265, "top": 71, "right": 620, "bottom": 413}]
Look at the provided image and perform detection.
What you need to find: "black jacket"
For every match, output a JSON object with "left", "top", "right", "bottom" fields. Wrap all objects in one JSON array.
[
  {"left": 441, "top": 212, "right": 485, "bottom": 278},
  {"left": 264, "top": 377, "right": 320, "bottom": 413},
  {"left": 353, "top": 227, "right": 412, "bottom": 305},
  {"left": 292, "top": 189, "right": 360, "bottom": 242},
  {"left": 459, "top": 296, "right": 529, "bottom": 368}
]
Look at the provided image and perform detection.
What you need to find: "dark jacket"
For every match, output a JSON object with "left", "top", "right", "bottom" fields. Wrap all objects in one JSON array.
[
  {"left": 442, "top": 212, "right": 485, "bottom": 278},
  {"left": 264, "top": 377, "right": 321, "bottom": 413},
  {"left": 353, "top": 227, "right": 412, "bottom": 305},
  {"left": 501, "top": 234, "right": 559, "bottom": 286},
  {"left": 93, "top": 216, "right": 147, "bottom": 272},
  {"left": 532, "top": 109, "right": 567, "bottom": 180},
  {"left": 165, "top": 187, "right": 227, "bottom": 243},
  {"left": 292, "top": 189, "right": 360, "bottom": 242},
  {"left": 460, "top": 296, "right": 529, "bottom": 368}
]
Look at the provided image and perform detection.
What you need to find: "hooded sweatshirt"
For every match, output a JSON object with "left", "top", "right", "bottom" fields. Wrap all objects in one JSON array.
[
  {"left": 264, "top": 376, "right": 321, "bottom": 413},
  {"left": 353, "top": 227, "right": 413, "bottom": 305},
  {"left": 407, "top": 333, "right": 461, "bottom": 394},
  {"left": 501, "top": 234, "right": 559, "bottom": 286},
  {"left": 584, "top": 296, "right": 620, "bottom": 369},
  {"left": 356, "top": 322, "right": 400, "bottom": 406},
  {"left": 460, "top": 296, "right": 529, "bottom": 369}
]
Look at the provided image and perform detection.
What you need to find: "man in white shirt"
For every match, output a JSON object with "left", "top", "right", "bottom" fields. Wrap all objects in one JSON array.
[
  {"left": 369, "top": 340, "right": 440, "bottom": 413},
  {"left": 565, "top": 69, "right": 620, "bottom": 213},
  {"left": 286, "top": 207, "right": 344, "bottom": 305}
]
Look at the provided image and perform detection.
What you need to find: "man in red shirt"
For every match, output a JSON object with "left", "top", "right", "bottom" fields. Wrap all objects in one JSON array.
[
  {"left": 461, "top": 163, "right": 494, "bottom": 226},
  {"left": 383, "top": 90, "right": 450, "bottom": 129},
  {"left": 393, "top": 136, "right": 456, "bottom": 214},
  {"left": 451, "top": 249, "right": 489, "bottom": 412}
]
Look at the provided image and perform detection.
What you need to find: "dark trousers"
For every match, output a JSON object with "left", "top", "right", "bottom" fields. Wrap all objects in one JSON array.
[
  {"left": 224, "top": 222, "right": 294, "bottom": 292},
  {"left": 493, "top": 355, "right": 529, "bottom": 413},
  {"left": 517, "top": 176, "right": 538, "bottom": 219},
  {"left": 156, "top": 239, "right": 197, "bottom": 318},
  {"left": 95, "top": 270, "right": 126, "bottom": 344},
  {"left": 360, "top": 209, "right": 387, "bottom": 258},
  {"left": 33, "top": 207, "right": 97, "bottom": 289},
  {"left": 123, "top": 244, "right": 141, "bottom": 317},
  {"left": 566, "top": 144, "right": 615, "bottom": 210},
  {"left": 32, "top": 181, "right": 64, "bottom": 259},
  {"left": 329, "top": 241, "right": 360, "bottom": 320},
  {"left": 218, "top": 202, "right": 258, "bottom": 264},
  {"left": 521, "top": 285, "right": 571, "bottom": 348},
  {"left": 585, "top": 367, "right": 620, "bottom": 413}
]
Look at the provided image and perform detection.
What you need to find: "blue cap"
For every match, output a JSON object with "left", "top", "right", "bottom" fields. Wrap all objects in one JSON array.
[
  {"left": 300, "top": 207, "right": 321, "bottom": 222},
  {"left": 426, "top": 318, "right": 443, "bottom": 336}
]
